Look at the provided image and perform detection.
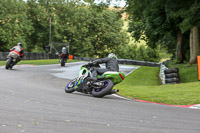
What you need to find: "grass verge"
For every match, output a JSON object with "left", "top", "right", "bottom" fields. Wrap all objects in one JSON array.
[
  {"left": 114, "top": 66, "right": 200, "bottom": 105},
  {"left": 0, "top": 59, "right": 79, "bottom": 66}
]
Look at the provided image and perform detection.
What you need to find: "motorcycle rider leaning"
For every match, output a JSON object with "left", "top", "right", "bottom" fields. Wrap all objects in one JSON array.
[
  {"left": 88, "top": 53, "right": 119, "bottom": 81},
  {"left": 10, "top": 42, "right": 24, "bottom": 62}
]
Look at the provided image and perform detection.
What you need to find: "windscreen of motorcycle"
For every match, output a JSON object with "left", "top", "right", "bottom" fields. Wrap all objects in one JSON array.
[{"left": 78, "top": 68, "right": 89, "bottom": 80}]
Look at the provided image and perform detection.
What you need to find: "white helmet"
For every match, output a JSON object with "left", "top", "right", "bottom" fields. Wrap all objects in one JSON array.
[
  {"left": 108, "top": 53, "right": 117, "bottom": 59},
  {"left": 17, "top": 42, "right": 22, "bottom": 47},
  {"left": 62, "top": 47, "right": 66, "bottom": 53}
]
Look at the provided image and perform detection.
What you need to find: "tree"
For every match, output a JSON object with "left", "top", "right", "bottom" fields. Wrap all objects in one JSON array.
[
  {"left": 0, "top": 0, "right": 33, "bottom": 51},
  {"left": 0, "top": 0, "right": 129, "bottom": 58},
  {"left": 27, "top": 0, "right": 54, "bottom": 52},
  {"left": 179, "top": 0, "right": 200, "bottom": 64},
  {"left": 126, "top": 0, "right": 200, "bottom": 63},
  {"left": 63, "top": 4, "right": 128, "bottom": 57}
]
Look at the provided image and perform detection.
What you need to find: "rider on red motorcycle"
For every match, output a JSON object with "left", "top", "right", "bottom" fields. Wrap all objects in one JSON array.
[
  {"left": 10, "top": 42, "right": 24, "bottom": 59},
  {"left": 59, "top": 47, "right": 68, "bottom": 59}
]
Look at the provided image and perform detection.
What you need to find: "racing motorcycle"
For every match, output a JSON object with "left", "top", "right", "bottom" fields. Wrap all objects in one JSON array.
[
  {"left": 65, "top": 63, "right": 125, "bottom": 98},
  {"left": 59, "top": 53, "right": 67, "bottom": 66},
  {"left": 5, "top": 51, "right": 20, "bottom": 69}
]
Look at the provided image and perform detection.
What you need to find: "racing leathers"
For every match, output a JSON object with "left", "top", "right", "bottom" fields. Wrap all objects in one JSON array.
[
  {"left": 90, "top": 57, "right": 119, "bottom": 81},
  {"left": 10, "top": 46, "right": 24, "bottom": 60}
]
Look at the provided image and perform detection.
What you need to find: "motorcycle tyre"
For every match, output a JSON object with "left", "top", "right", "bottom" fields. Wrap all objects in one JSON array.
[
  {"left": 65, "top": 78, "right": 76, "bottom": 93},
  {"left": 5, "top": 58, "right": 12, "bottom": 69},
  {"left": 92, "top": 79, "right": 113, "bottom": 98},
  {"left": 61, "top": 58, "right": 65, "bottom": 66}
]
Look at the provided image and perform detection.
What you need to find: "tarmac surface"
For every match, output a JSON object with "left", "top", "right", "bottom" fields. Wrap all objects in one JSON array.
[{"left": 0, "top": 62, "right": 200, "bottom": 133}]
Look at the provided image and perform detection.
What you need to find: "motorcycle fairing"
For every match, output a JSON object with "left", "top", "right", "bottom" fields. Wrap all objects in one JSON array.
[
  {"left": 74, "top": 67, "right": 89, "bottom": 89},
  {"left": 102, "top": 71, "right": 125, "bottom": 84}
]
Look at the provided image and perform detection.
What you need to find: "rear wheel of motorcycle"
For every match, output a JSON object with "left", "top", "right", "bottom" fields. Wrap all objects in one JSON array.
[
  {"left": 5, "top": 58, "right": 12, "bottom": 69},
  {"left": 92, "top": 79, "right": 113, "bottom": 98},
  {"left": 65, "top": 78, "right": 76, "bottom": 93}
]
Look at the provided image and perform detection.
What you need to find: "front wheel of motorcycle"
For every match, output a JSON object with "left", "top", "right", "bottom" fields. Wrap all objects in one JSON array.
[
  {"left": 61, "top": 58, "right": 65, "bottom": 66},
  {"left": 5, "top": 58, "right": 12, "bottom": 69},
  {"left": 65, "top": 78, "right": 77, "bottom": 93},
  {"left": 92, "top": 79, "right": 113, "bottom": 98}
]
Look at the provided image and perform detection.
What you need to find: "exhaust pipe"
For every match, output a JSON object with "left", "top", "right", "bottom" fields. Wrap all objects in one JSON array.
[{"left": 109, "top": 89, "right": 119, "bottom": 94}]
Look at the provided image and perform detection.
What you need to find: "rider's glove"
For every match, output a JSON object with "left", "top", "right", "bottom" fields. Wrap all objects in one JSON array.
[
  {"left": 92, "top": 60, "right": 98, "bottom": 64},
  {"left": 88, "top": 62, "right": 93, "bottom": 66}
]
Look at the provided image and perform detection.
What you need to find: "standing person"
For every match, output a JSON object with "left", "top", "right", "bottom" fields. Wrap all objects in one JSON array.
[{"left": 88, "top": 53, "right": 119, "bottom": 81}]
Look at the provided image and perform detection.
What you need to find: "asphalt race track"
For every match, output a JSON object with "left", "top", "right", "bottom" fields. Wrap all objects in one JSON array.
[{"left": 0, "top": 62, "right": 200, "bottom": 133}]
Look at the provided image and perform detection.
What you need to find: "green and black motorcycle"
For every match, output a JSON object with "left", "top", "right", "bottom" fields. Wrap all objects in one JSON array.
[{"left": 65, "top": 63, "right": 125, "bottom": 98}]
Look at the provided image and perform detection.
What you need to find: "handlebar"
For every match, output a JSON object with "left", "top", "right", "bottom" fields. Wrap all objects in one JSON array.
[{"left": 82, "top": 62, "right": 100, "bottom": 68}]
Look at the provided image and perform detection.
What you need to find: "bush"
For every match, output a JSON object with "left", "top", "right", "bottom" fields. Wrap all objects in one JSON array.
[{"left": 117, "top": 44, "right": 160, "bottom": 62}]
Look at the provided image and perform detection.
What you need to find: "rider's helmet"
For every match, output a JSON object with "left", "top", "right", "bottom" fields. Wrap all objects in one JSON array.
[
  {"left": 108, "top": 53, "right": 117, "bottom": 59},
  {"left": 62, "top": 47, "right": 67, "bottom": 53},
  {"left": 17, "top": 42, "right": 23, "bottom": 47}
]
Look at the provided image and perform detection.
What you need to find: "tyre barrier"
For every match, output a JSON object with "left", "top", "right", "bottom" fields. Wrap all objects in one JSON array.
[
  {"left": 159, "top": 63, "right": 180, "bottom": 85},
  {"left": 166, "top": 81, "right": 180, "bottom": 84},
  {"left": 164, "top": 68, "right": 179, "bottom": 74},
  {"left": 165, "top": 73, "right": 179, "bottom": 78},
  {"left": 164, "top": 68, "right": 180, "bottom": 84},
  {"left": 165, "top": 77, "right": 180, "bottom": 83}
]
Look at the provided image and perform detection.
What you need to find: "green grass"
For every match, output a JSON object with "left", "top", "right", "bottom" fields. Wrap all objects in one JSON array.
[
  {"left": 0, "top": 59, "right": 79, "bottom": 66},
  {"left": 114, "top": 66, "right": 200, "bottom": 105}
]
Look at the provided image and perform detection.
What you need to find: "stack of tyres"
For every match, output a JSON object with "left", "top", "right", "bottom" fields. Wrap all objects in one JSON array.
[{"left": 164, "top": 68, "right": 180, "bottom": 84}]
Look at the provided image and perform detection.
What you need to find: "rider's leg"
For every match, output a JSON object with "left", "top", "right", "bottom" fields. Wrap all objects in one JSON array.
[
  {"left": 89, "top": 67, "right": 98, "bottom": 81},
  {"left": 90, "top": 68, "right": 110, "bottom": 81},
  {"left": 96, "top": 68, "right": 109, "bottom": 75},
  {"left": 88, "top": 67, "right": 98, "bottom": 81},
  {"left": 88, "top": 67, "right": 110, "bottom": 81}
]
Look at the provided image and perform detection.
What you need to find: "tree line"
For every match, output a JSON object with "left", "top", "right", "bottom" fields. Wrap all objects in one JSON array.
[
  {"left": 0, "top": 0, "right": 122, "bottom": 56},
  {"left": 126, "top": 0, "right": 200, "bottom": 64},
  {"left": 0, "top": 0, "right": 161, "bottom": 62}
]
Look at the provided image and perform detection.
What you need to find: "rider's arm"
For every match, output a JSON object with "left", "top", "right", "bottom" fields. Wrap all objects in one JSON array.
[
  {"left": 10, "top": 47, "right": 15, "bottom": 51},
  {"left": 93, "top": 58, "right": 111, "bottom": 64},
  {"left": 20, "top": 49, "right": 24, "bottom": 57}
]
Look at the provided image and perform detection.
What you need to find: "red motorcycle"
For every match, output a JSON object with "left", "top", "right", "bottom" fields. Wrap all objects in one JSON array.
[{"left": 59, "top": 53, "right": 67, "bottom": 66}]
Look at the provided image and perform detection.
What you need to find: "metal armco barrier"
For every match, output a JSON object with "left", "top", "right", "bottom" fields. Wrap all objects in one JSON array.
[
  {"left": 117, "top": 59, "right": 160, "bottom": 67},
  {"left": 1, "top": 52, "right": 177, "bottom": 85},
  {"left": 73, "top": 56, "right": 160, "bottom": 67},
  {"left": 0, "top": 52, "right": 9, "bottom": 61},
  {"left": 0, "top": 53, "right": 160, "bottom": 67},
  {"left": 0, "top": 52, "right": 58, "bottom": 61}
]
